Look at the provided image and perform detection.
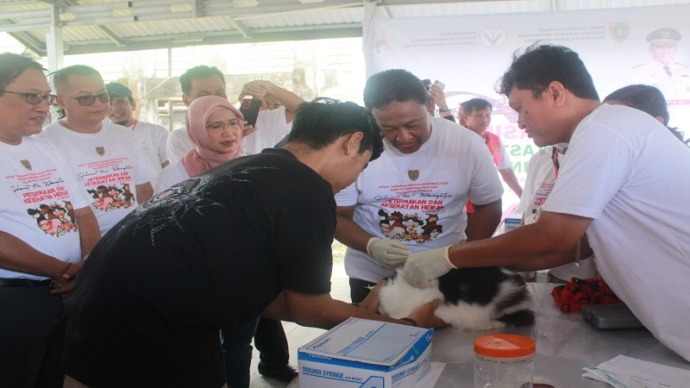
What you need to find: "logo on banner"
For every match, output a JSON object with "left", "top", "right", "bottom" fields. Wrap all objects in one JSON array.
[
  {"left": 20, "top": 159, "right": 32, "bottom": 170},
  {"left": 480, "top": 27, "right": 506, "bottom": 48},
  {"left": 375, "top": 35, "right": 390, "bottom": 53},
  {"left": 609, "top": 22, "right": 630, "bottom": 43},
  {"left": 96, "top": 146, "right": 105, "bottom": 156},
  {"left": 408, "top": 170, "right": 419, "bottom": 181}
]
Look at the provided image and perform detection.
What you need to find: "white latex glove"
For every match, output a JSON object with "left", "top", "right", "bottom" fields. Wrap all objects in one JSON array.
[
  {"left": 366, "top": 237, "right": 410, "bottom": 269},
  {"left": 403, "top": 246, "right": 456, "bottom": 288}
]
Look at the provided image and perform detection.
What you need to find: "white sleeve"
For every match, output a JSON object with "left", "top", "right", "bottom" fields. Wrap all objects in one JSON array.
[
  {"left": 166, "top": 128, "right": 195, "bottom": 163},
  {"left": 334, "top": 180, "right": 358, "bottom": 206},
  {"left": 156, "top": 126, "right": 169, "bottom": 164}
]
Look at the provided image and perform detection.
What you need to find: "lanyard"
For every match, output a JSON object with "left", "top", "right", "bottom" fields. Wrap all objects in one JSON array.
[{"left": 551, "top": 146, "right": 560, "bottom": 178}]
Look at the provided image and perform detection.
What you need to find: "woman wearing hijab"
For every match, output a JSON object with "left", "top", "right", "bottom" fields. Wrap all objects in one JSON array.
[{"left": 155, "top": 95, "right": 245, "bottom": 192}]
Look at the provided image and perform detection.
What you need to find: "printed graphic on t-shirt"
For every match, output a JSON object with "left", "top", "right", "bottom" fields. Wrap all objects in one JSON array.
[
  {"left": 78, "top": 157, "right": 137, "bottom": 212},
  {"left": 86, "top": 184, "right": 135, "bottom": 212},
  {"left": 375, "top": 181, "right": 450, "bottom": 244},
  {"left": 7, "top": 165, "right": 79, "bottom": 237},
  {"left": 27, "top": 202, "right": 78, "bottom": 236}
]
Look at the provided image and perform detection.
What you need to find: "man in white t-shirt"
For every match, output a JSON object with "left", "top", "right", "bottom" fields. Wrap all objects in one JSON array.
[
  {"left": 106, "top": 82, "right": 169, "bottom": 182},
  {"left": 42, "top": 65, "right": 153, "bottom": 236},
  {"left": 459, "top": 98, "right": 522, "bottom": 198},
  {"left": 334, "top": 69, "right": 504, "bottom": 303},
  {"left": 0, "top": 53, "right": 99, "bottom": 388},
  {"left": 403, "top": 44, "right": 690, "bottom": 362}
]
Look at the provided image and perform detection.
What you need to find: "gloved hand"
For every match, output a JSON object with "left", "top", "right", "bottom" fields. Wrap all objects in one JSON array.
[
  {"left": 403, "top": 246, "right": 455, "bottom": 288},
  {"left": 366, "top": 237, "right": 410, "bottom": 269}
]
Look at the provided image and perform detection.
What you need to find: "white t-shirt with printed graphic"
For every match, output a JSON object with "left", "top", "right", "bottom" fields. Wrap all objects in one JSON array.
[
  {"left": 336, "top": 116, "right": 504, "bottom": 282},
  {"left": 0, "top": 137, "right": 90, "bottom": 280},
  {"left": 41, "top": 121, "right": 152, "bottom": 236}
]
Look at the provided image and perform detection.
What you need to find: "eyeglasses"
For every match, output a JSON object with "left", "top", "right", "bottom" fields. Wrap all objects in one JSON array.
[
  {"left": 1, "top": 90, "right": 57, "bottom": 105},
  {"left": 205, "top": 119, "right": 242, "bottom": 131},
  {"left": 72, "top": 92, "right": 110, "bottom": 106}
]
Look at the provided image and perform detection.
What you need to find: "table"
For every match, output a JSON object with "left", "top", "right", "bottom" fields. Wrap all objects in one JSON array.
[{"left": 430, "top": 283, "right": 690, "bottom": 387}]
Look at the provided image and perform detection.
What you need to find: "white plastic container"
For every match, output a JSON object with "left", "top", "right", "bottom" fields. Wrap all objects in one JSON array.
[{"left": 473, "top": 334, "right": 535, "bottom": 388}]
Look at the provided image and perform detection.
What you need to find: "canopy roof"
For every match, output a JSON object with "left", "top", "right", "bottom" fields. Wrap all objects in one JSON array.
[{"left": 1, "top": 0, "right": 686, "bottom": 56}]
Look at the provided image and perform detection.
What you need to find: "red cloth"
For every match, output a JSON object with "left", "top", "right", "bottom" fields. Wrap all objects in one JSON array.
[{"left": 551, "top": 276, "right": 622, "bottom": 313}]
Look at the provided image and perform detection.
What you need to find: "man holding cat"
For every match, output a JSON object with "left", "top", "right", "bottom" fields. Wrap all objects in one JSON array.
[
  {"left": 403, "top": 44, "right": 690, "bottom": 362},
  {"left": 334, "top": 68, "right": 504, "bottom": 303}
]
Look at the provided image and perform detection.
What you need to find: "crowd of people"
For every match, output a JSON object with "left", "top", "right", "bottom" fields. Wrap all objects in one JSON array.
[{"left": 1, "top": 41, "right": 690, "bottom": 388}]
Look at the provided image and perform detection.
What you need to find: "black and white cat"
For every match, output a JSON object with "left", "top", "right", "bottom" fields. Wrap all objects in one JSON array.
[{"left": 379, "top": 267, "right": 535, "bottom": 330}]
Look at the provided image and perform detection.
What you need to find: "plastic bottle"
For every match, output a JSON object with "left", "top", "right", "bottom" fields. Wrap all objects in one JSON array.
[{"left": 473, "top": 334, "right": 536, "bottom": 388}]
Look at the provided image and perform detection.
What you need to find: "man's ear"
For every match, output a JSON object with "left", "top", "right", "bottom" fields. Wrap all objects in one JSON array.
[
  {"left": 548, "top": 81, "right": 567, "bottom": 107},
  {"left": 56, "top": 96, "right": 66, "bottom": 109},
  {"left": 345, "top": 132, "right": 364, "bottom": 156},
  {"left": 182, "top": 94, "right": 191, "bottom": 107}
]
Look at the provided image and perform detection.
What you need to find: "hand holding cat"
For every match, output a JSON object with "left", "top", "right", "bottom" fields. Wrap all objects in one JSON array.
[
  {"left": 366, "top": 237, "right": 410, "bottom": 269},
  {"left": 403, "top": 245, "right": 456, "bottom": 288},
  {"left": 359, "top": 280, "right": 387, "bottom": 312},
  {"left": 407, "top": 299, "right": 448, "bottom": 329}
]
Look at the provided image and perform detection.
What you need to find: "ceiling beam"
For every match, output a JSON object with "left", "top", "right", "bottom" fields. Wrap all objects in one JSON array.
[
  {"left": 96, "top": 25, "right": 128, "bottom": 47},
  {"left": 61, "top": 24, "right": 363, "bottom": 55},
  {"left": 225, "top": 17, "right": 253, "bottom": 39},
  {"left": 7, "top": 31, "right": 46, "bottom": 56}
]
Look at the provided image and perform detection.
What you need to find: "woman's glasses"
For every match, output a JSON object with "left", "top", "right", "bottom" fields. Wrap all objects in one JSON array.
[
  {"left": 72, "top": 92, "right": 110, "bottom": 106},
  {"left": 206, "top": 119, "right": 242, "bottom": 131},
  {"left": 1, "top": 90, "right": 57, "bottom": 105}
]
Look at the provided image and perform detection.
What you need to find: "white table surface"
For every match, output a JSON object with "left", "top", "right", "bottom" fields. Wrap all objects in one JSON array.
[{"left": 431, "top": 283, "right": 690, "bottom": 387}]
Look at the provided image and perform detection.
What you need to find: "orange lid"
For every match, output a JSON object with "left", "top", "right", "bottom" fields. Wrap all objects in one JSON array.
[{"left": 474, "top": 334, "right": 536, "bottom": 358}]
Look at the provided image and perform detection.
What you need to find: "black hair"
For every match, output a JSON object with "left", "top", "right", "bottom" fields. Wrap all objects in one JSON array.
[
  {"left": 460, "top": 98, "right": 492, "bottom": 115},
  {"left": 497, "top": 44, "right": 599, "bottom": 100},
  {"left": 53, "top": 64, "right": 102, "bottom": 94},
  {"left": 363, "top": 69, "right": 429, "bottom": 109},
  {"left": 604, "top": 84, "right": 684, "bottom": 142},
  {"left": 179, "top": 65, "right": 225, "bottom": 94},
  {"left": 0, "top": 52, "right": 45, "bottom": 92},
  {"left": 288, "top": 97, "right": 384, "bottom": 161},
  {"left": 603, "top": 84, "right": 669, "bottom": 125}
]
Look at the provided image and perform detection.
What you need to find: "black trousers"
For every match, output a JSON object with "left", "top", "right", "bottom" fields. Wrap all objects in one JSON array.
[
  {"left": 254, "top": 318, "right": 289, "bottom": 367},
  {"left": 0, "top": 283, "right": 65, "bottom": 388}
]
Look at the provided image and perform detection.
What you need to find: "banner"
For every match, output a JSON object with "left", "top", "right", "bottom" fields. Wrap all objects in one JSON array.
[{"left": 364, "top": 4, "right": 690, "bottom": 207}]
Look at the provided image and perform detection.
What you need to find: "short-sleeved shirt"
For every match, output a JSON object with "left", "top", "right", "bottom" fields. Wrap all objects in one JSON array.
[
  {"left": 41, "top": 122, "right": 153, "bottom": 235},
  {"left": 336, "top": 116, "right": 503, "bottom": 282},
  {"left": 241, "top": 106, "right": 292, "bottom": 155},
  {"left": 543, "top": 104, "right": 690, "bottom": 361},
  {"left": 0, "top": 137, "right": 89, "bottom": 279},
  {"left": 62, "top": 148, "right": 335, "bottom": 387},
  {"left": 129, "top": 120, "right": 169, "bottom": 180}
]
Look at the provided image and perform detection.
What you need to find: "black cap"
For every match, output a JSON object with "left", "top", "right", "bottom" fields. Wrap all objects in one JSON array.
[
  {"left": 105, "top": 82, "right": 132, "bottom": 98},
  {"left": 646, "top": 28, "right": 681, "bottom": 43}
]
